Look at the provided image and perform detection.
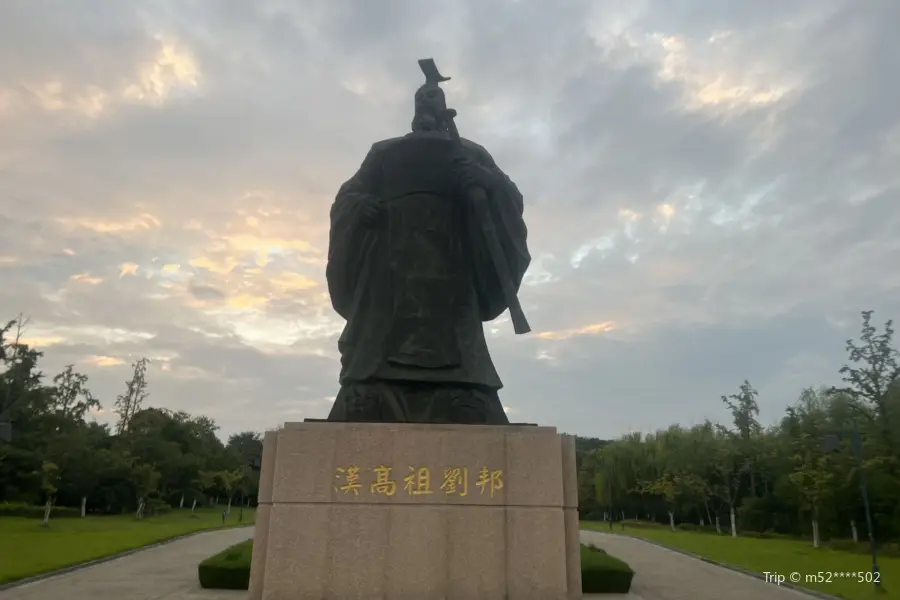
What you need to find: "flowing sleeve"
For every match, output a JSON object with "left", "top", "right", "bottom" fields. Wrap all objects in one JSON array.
[
  {"left": 325, "top": 144, "right": 382, "bottom": 320},
  {"left": 464, "top": 142, "right": 531, "bottom": 322}
]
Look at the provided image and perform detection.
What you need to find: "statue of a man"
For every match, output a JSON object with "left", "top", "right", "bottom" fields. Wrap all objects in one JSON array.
[{"left": 325, "top": 62, "right": 531, "bottom": 425}]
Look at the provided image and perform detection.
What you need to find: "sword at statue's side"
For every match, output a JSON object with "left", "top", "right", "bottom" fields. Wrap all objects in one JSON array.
[{"left": 416, "top": 58, "right": 531, "bottom": 335}]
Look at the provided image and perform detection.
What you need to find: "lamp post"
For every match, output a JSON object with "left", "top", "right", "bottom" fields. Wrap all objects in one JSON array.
[{"left": 823, "top": 421, "right": 881, "bottom": 590}]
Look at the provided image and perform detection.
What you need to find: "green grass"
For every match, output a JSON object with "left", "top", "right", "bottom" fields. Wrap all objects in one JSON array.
[
  {"left": 0, "top": 506, "right": 255, "bottom": 585},
  {"left": 198, "top": 539, "right": 634, "bottom": 595},
  {"left": 582, "top": 521, "right": 897, "bottom": 600}
]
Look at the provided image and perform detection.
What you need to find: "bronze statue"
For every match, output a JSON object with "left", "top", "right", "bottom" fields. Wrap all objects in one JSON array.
[{"left": 325, "top": 59, "right": 531, "bottom": 425}]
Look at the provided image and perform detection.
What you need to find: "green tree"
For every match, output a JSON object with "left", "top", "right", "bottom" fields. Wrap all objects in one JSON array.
[
  {"left": 722, "top": 380, "right": 762, "bottom": 497},
  {"left": 51, "top": 365, "right": 100, "bottom": 423},
  {"left": 836, "top": 310, "right": 900, "bottom": 461},
  {"left": 131, "top": 463, "right": 160, "bottom": 519},
  {"left": 40, "top": 461, "right": 59, "bottom": 526},
  {"left": 115, "top": 358, "right": 149, "bottom": 435},
  {"left": 217, "top": 469, "right": 244, "bottom": 514}
]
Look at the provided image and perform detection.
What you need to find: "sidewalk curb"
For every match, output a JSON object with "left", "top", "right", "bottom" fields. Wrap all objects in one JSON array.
[
  {"left": 0, "top": 524, "right": 254, "bottom": 592},
  {"left": 579, "top": 529, "right": 842, "bottom": 600}
]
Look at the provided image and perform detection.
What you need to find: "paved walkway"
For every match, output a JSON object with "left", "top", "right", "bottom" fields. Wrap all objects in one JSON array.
[
  {"left": 0, "top": 527, "right": 252, "bottom": 600},
  {"left": 580, "top": 529, "right": 820, "bottom": 600},
  {"left": 1, "top": 525, "right": 824, "bottom": 599}
]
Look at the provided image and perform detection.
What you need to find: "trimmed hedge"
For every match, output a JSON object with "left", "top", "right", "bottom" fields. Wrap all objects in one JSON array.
[
  {"left": 198, "top": 539, "right": 253, "bottom": 590},
  {"left": 581, "top": 543, "right": 634, "bottom": 594},
  {"left": 0, "top": 502, "right": 80, "bottom": 519},
  {"left": 199, "top": 540, "right": 634, "bottom": 594}
]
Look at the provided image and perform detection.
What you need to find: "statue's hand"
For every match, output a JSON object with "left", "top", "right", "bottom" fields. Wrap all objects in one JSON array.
[{"left": 454, "top": 156, "right": 494, "bottom": 193}]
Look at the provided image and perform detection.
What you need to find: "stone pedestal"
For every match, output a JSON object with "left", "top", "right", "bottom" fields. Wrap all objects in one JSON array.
[{"left": 249, "top": 422, "right": 581, "bottom": 600}]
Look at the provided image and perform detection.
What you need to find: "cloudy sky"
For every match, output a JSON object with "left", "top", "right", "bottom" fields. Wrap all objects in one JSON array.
[{"left": 2, "top": 0, "right": 899, "bottom": 440}]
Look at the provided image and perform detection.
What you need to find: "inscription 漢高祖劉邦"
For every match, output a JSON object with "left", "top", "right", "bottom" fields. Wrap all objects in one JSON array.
[{"left": 334, "top": 464, "right": 504, "bottom": 498}]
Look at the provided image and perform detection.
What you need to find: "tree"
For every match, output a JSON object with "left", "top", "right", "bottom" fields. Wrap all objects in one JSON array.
[
  {"left": 131, "top": 463, "right": 160, "bottom": 519},
  {"left": 1, "top": 316, "right": 48, "bottom": 442},
  {"left": 217, "top": 469, "right": 244, "bottom": 515},
  {"left": 227, "top": 431, "right": 263, "bottom": 506},
  {"left": 227, "top": 431, "right": 263, "bottom": 472},
  {"left": 40, "top": 461, "right": 59, "bottom": 526},
  {"left": 115, "top": 358, "right": 149, "bottom": 434},
  {"left": 722, "top": 380, "right": 762, "bottom": 496},
  {"left": 835, "top": 310, "right": 900, "bottom": 459},
  {"left": 51, "top": 366, "right": 100, "bottom": 424},
  {"left": 4, "top": 310, "right": 900, "bottom": 549},
  {"left": 710, "top": 427, "right": 744, "bottom": 537},
  {"left": 788, "top": 455, "right": 833, "bottom": 548},
  {"left": 197, "top": 470, "right": 219, "bottom": 507},
  {"left": 0, "top": 317, "right": 27, "bottom": 440},
  {"left": 784, "top": 397, "right": 835, "bottom": 549},
  {"left": 65, "top": 442, "right": 106, "bottom": 517},
  {"left": 640, "top": 472, "right": 693, "bottom": 531},
  {"left": 1, "top": 314, "right": 259, "bottom": 518}
]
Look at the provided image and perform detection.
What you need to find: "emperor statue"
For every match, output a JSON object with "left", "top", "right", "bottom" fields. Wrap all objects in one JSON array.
[{"left": 325, "top": 59, "right": 531, "bottom": 425}]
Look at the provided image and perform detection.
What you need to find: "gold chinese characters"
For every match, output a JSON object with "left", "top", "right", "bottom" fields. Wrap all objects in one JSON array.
[
  {"left": 334, "top": 466, "right": 361, "bottom": 495},
  {"left": 334, "top": 465, "right": 503, "bottom": 499},
  {"left": 371, "top": 465, "right": 397, "bottom": 497}
]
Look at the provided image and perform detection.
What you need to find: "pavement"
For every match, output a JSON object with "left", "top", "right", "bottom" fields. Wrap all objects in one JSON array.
[
  {"left": 581, "top": 529, "right": 822, "bottom": 600},
  {"left": 0, "top": 525, "right": 826, "bottom": 600}
]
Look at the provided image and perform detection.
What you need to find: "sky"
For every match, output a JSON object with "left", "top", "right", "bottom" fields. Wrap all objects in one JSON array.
[{"left": 1, "top": 0, "right": 899, "bottom": 440}]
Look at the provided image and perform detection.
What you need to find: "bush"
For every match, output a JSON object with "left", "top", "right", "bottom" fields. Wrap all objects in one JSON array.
[
  {"left": 581, "top": 544, "right": 634, "bottom": 594},
  {"left": 144, "top": 498, "right": 171, "bottom": 516},
  {"left": 198, "top": 539, "right": 253, "bottom": 590},
  {"left": 198, "top": 540, "right": 635, "bottom": 594},
  {"left": 0, "top": 502, "right": 80, "bottom": 519}
]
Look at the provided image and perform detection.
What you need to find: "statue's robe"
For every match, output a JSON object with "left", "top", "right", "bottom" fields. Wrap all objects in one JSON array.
[{"left": 326, "top": 130, "right": 530, "bottom": 398}]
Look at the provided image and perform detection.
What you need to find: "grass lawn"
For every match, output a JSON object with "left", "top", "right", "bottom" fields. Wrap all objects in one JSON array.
[
  {"left": 582, "top": 521, "right": 897, "bottom": 600},
  {"left": 0, "top": 506, "right": 255, "bottom": 585}
]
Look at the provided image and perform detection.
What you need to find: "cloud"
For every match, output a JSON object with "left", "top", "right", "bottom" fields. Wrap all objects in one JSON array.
[
  {"left": 85, "top": 355, "right": 126, "bottom": 367},
  {"left": 535, "top": 322, "right": 616, "bottom": 341},
  {"left": 1, "top": 0, "right": 899, "bottom": 439}
]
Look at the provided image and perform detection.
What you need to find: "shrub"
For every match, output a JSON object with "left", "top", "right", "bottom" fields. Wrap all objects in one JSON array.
[
  {"left": 0, "top": 502, "right": 80, "bottom": 519},
  {"left": 581, "top": 544, "right": 634, "bottom": 594},
  {"left": 144, "top": 498, "right": 171, "bottom": 516},
  {"left": 198, "top": 539, "right": 253, "bottom": 590},
  {"left": 198, "top": 540, "right": 636, "bottom": 594}
]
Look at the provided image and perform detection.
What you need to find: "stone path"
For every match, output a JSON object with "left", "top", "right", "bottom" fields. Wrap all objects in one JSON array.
[
  {"left": 1, "top": 525, "right": 825, "bottom": 599},
  {"left": 580, "top": 529, "right": 821, "bottom": 600},
  {"left": 0, "top": 527, "right": 252, "bottom": 600}
]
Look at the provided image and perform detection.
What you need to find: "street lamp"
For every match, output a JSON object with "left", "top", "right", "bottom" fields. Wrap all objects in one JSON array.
[{"left": 822, "top": 420, "right": 881, "bottom": 591}]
